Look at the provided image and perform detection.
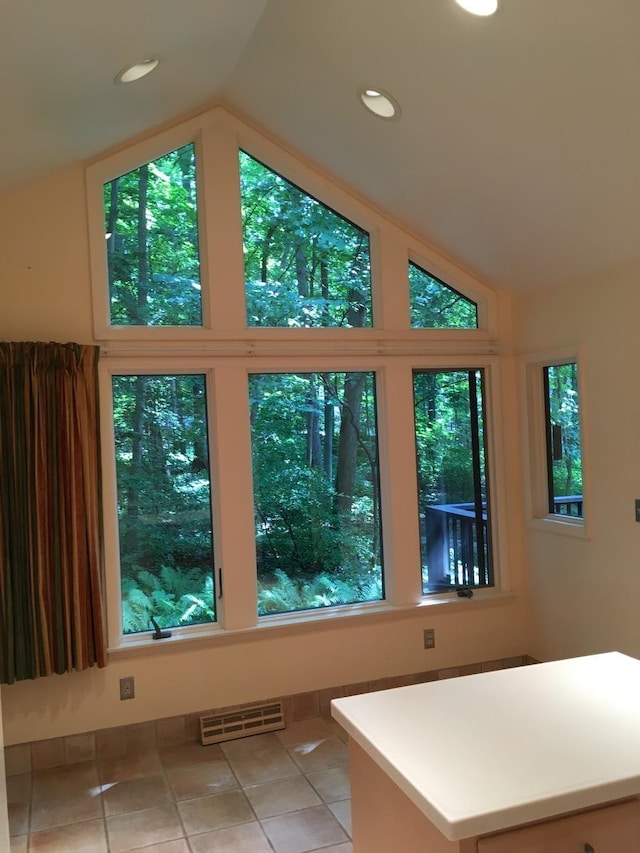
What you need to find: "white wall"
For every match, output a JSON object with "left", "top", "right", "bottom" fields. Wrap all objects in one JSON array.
[
  {"left": 0, "top": 122, "right": 530, "bottom": 746},
  {"left": 516, "top": 261, "right": 640, "bottom": 662}
]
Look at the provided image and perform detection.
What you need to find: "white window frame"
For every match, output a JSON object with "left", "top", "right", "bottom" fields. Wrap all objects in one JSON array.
[
  {"left": 521, "top": 346, "right": 590, "bottom": 538},
  {"left": 88, "top": 106, "right": 510, "bottom": 652}
]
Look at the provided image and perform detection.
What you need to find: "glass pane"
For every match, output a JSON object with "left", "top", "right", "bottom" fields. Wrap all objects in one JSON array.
[
  {"left": 250, "top": 372, "right": 383, "bottom": 614},
  {"left": 544, "top": 363, "right": 583, "bottom": 517},
  {"left": 112, "top": 374, "right": 215, "bottom": 633},
  {"left": 409, "top": 262, "right": 478, "bottom": 329},
  {"left": 413, "top": 369, "right": 492, "bottom": 594},
  {"left": 105, "top": 143, "right": 202, "bottom": 326},
  {"left": 240, "top": 151, "right": 373, "bottom": 328}
]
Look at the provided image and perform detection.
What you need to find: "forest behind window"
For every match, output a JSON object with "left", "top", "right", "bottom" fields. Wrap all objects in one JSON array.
[
  {"left": 95, "top": 126, "right": 500, "bottom": 642},
  {"left": 104, "top": 144, "right": 202, "bottom": 326},
  {"left": 414, "top": 369, "right": 492, "bottom": 594},
  {"left": 250, "top": 371, "right": 383, "bottom": 615},
  {"left": 409, "top": 261, "right": 478, "bottom": 329},
  {"left": 543, "top": 362, "right": 583, "bottom": 517},
  {"left": 240, "top": 151, "right": 373, "bottom": 329},
  {"left": 112, "top": 374, "right": 215, "bottom": 634}
]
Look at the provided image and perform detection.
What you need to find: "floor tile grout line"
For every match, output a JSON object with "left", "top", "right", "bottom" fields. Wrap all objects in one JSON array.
[{"left": 16, "top": 719, "right": 353, "bottom": 853}]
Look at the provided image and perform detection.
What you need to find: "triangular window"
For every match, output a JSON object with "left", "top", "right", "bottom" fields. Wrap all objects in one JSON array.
[{"left": 409, "top": 261, "right": 478, "bottom": 329}]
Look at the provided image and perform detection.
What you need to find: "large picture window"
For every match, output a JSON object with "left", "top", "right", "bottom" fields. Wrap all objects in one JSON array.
[
  {"left": 250, "top": 371, "right": 383, "bottom": 614},
  {"left": 90, "top": 110, "right": 501, "bottom": 647}
]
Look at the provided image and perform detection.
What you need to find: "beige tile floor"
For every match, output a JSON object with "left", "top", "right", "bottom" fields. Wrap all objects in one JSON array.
[{"left": 7, "top": 717, "right": 353, "bottom": 853}]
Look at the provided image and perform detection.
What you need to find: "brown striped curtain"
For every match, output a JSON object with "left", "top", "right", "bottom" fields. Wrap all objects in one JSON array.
[{"left": 0, "top": 342, "right": 106, "bottom": 684}]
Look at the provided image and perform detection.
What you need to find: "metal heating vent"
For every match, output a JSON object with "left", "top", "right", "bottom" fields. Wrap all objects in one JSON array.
[{"left": 200, "top": 701, "right": 285, "bottom": 745}]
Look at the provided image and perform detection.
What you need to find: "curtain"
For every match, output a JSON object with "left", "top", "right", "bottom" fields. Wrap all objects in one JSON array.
[{"left": 0, "top": 341, "right": 106, "bottom": 684}]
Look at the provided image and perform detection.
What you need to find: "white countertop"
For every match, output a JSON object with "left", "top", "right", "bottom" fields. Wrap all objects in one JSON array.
[{"left": 331, "top": 652, "right": 640, "bottom": 840}]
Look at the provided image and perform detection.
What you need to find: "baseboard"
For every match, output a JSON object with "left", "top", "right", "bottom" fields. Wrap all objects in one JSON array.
[{"left": 4, "top": 654, "right": 531, "bottom": 776}]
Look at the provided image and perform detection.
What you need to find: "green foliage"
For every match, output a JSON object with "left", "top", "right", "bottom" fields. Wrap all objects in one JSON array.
[
  {"left": 105, "top": 143, "right": 202, "bottom": 326},
  {"left": 251, "top": 371, "right": 383, "bottom": 614},
  {"left": 113, "top": 374, "right": 216, "bottom": 634},
  {"left": 122, "top": 566, "right": 214, "bottom": 634},
  {"left": 106, "top": 143, "right": 496, "bottom": 628},
  {"left": 413, "top": 370, "right": 486, "bottom": 504},
  {"left": 409, "top": 262, "right": 478, "bottom": 329},
  {"left": 546, "top": 363, "right": 583, "bottom": 506},
  {"left": 258, "top": 569, "right": 383, "bottom": 615},
  {"left": 240, "top": 151, "right": 372, "bottom": 328}
]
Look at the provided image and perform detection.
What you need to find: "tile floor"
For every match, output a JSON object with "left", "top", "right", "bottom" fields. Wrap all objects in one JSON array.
[{"left": 7, "top": 716, "right": 353, "bottom": 853}]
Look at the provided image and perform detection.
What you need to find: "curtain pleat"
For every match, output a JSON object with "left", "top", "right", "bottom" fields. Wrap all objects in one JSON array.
[{"left": 0, "top": 341, "right": 106, "bottom": 684}]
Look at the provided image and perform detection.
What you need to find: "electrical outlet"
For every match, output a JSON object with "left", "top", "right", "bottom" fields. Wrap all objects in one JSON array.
[
  {"left": 119, "top": 676, "right": 135, "bottom": 700},
  {"left": 423, "top": 628, "right": 435, "bottom": 649}
]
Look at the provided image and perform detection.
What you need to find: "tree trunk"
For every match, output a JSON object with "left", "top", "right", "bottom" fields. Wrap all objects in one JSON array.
[
  {"left": 135, "top": 164, "right": 150, "bottom": 324},
  {"left": 335, "top": 372, "right": 366, "bottom": 518}
]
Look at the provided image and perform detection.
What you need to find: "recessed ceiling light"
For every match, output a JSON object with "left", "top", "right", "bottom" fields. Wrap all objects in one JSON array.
[
  {"left": 454, "top": 0, "right": 498, "bottom": 15},
  {"left": 115, "top": 59, "right": 160, "bottom": 84},
  {"left": 359, "top": 88, "right": 400, "bottom": 120}
]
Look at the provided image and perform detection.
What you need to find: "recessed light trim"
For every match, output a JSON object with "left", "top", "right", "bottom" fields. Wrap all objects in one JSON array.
[
  {"left": 454, "top": 0, "right": 498, "bottom": 15},
  {"left": 359, "top": 88, "right": 400, "bottom": 120},
  {"left": 115, "top": 59, "right": 160, "bottom": 84}
]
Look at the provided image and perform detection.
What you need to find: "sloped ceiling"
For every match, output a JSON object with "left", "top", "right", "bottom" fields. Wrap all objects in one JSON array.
[{"left": 2, "top": 0, "right": 639, "bottom": 292}]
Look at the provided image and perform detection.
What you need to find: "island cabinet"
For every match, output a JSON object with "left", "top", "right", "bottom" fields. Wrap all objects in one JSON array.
[
  {"left": 476, "top": 799, "right": 640, "bottom": 851},
  {"left": 332, "top": 653, "right": 640, "bottom": 853}
]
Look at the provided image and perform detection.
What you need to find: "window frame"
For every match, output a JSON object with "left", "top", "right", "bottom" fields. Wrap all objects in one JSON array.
[
  {"left": 89, "top": 107, "right": 510, "bottom": 652},
  {"left": 522, "top": 346, "right": 590, "bottom": 538}
]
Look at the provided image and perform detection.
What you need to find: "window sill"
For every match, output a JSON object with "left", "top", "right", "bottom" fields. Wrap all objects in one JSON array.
[
  {"left": 527, "top": 515, "right": 590, "bottom": 539},
  {"left": 106, "top": 590, "right": 516, "bottom": 660}
]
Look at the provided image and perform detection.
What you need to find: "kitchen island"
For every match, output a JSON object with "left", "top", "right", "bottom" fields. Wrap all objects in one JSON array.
[{"left": 331, "top": 652, "right": 640, "bottom": 851}]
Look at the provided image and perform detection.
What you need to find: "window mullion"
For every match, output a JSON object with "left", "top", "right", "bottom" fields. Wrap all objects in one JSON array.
[
  {"left": 200, "top": 122, "right": 247, "bottom": 330},
  {"left": 378, "top": 363, "right": 422, "bottom": 605},
  {"left": 209, "top": 365, "right": 257, "bottom": 629},
  {"left": 374, "top": 228, "right": 411, "bottom": 331}
]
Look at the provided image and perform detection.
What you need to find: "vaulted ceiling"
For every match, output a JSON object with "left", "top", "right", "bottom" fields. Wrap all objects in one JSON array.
[{"left": 2, "top": 0, "right": 638, "bottom": 292}]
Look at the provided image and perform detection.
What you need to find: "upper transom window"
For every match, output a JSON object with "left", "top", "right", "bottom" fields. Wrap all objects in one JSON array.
[
  {"left": 104, "top": 143, "right": 202, "bottom": 327},
  {"left": 409, "top": 261, "right": 478, "bottom": 329},
  {"left": 240, "top": 151, "right": 373, "bottom": 328}
]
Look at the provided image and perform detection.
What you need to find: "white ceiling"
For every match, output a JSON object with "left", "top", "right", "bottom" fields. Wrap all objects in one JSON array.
[{"left": 2, "top": 0, "right": 639, "bottom": 292}]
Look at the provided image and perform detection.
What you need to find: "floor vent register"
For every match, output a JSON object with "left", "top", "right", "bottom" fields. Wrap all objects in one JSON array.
[{"left": 200, "top": 701, "right": 285, "bottom": 745}]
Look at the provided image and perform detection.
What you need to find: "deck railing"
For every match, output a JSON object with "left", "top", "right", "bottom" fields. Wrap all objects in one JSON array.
[{"left": 423, "top": 495, "right": 583, "bottom": 592}]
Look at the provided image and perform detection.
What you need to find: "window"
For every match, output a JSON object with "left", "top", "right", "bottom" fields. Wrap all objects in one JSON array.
[
  {"left": 104, "top": 143, "right": 202, "bottom": 326},
  {"left": 409, "top": 261, "right": 478, "bottom": 329},
  {"left": 89, "top": 109, "right": 502, "bottom": 647},
  {"left": 250, "top": 371, "right": 383, "bottom": 615},
  {"left": 112, "top": 373, "right": 215, "bottom": 633},
  {"left": 414, "top": 369, "right": 492, "bottom": 594},
  {"left": 543, "top": 362, "right": 583, "bottom": 518},
  {"left": 240, "top": 151, "right": 372, "bottom": 328},
  {"left": 523, "top": 349, "right": 587, "bottom": 535}
]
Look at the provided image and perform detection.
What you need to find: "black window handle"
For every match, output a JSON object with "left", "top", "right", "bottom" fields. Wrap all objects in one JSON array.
[{"left": 585, "top": 844, "right": 595, "bottom": 853}]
